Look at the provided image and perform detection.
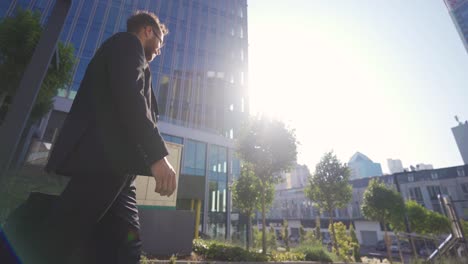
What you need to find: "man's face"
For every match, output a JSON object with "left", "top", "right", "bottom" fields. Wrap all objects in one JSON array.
[{"left": 144, "top": 26, "right": 164, "bottom": 62}]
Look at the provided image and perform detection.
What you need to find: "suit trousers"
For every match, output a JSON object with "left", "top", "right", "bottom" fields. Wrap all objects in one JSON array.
[{"left": 25, "top": 170, "right": 142, "bottom": 264}]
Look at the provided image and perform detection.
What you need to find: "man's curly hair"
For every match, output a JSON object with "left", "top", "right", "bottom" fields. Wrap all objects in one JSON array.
[{"left": 127, "top": 10, "right": 168, "bottom": 37}]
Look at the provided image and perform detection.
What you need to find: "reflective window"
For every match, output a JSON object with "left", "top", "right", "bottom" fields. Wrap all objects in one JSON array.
[
  {"left": 182, "top": 139, "right": 206, "bottom": 176},
  {"left": 157, "top": 75, "right": 170, "bottom": 116},
  {"left": 161, "top": 133, "right": 183, "bottom": 145}
]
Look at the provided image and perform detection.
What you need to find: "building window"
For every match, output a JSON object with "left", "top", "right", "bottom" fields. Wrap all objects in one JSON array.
[
  {"left": 431, "top": 172, "right": 438, "bottom": 180},
  {"left": 409, "top": 187, "right": 423, "bottom": 202},
  {"left": 427, "top": 185, "right": 442, "bottom": 201},
  {"left": 161, "top": 133, "right": 183, "bottom": 145},
  {"left": 182, "top": 139, "right": 207, "bottom": 176},
  {"left": 461, "top": 183, "right": 468, "bottom": 194},
  {"left": 458, "top": 168, "right": 466, "bottom": 177},
  {"left": 408, "top": 174, "right": 414, "bottom": 182}
]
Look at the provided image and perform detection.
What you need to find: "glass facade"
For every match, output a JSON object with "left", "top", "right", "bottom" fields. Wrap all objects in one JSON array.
[
  {"left": 181, "top": 139, "right": 206, "bottom": 176},
  {"left": 446, "top": 0, "right": 468, "bottom": 53},
  {"left": 1, "top": 0, "right": 248, "bottom": 239},
  {"left": 1, "top": 0, "right": 248, "bottom": 135}
]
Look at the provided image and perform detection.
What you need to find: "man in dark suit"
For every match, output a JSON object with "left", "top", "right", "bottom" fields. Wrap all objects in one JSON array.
[{"left": 22, "top": 11, "right": 176, "bottom": 264}]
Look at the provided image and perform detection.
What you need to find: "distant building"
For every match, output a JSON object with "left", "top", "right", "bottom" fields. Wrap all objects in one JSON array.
[
  {"left": 348, "top": 152, "right": 383, "bottom": 180},
  {"left": 444, "top": 0, "right": 468, "bottom": 53},
  {"left": 415, "top": 163, "right": 434, "bottom": 171},
  {"left": 276, "top": 164, "right": 310, "bottom": 190},
  {"left": 266, "top": 164, "right": 468, "bottom": 246},
  {"left": 452, "top": 119, "right": 468, "bottom": 164},
  {"left": 387, "top": 159, "right": 404, "bottom": 174}
]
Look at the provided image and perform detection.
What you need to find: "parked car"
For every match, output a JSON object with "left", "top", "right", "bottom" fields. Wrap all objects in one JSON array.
[
  {"left": 376, "top": 240, "right": 412, "bottom": 253},
  {"left": 376, "top": 240, "right": 386, "bottom": 251}
]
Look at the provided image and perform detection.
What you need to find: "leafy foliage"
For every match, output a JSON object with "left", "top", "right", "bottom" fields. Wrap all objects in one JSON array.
[
  {"left": 281, "top": 219, "right": 290, "bottom": 251},
  {"left": 0, "top": 9, "right": 76, "bottom": 123},
  {"left": 267, "top": 226, "right": 277, "bottom": 251},
  {"left": 193, "top": 239, "right": 268, "bottom": 262},
  {"left": 292, "top": 244, "right": 334, "bottom": 262},
  {"left": 404, "top": 200, "right": 450, "bottom": 236},
  {"left": 329, "top": 222, "right": 354, "bottom": 262},
  {"left": 361, "top": 179, "right": 405, "bottom": 263},
  {"left": 305, "top": 151, "right": 352, "bottom": 255},
  {"left": 305, "top": 151, "right": 352, "bottom": 214},
  {"left": 349, "top": 224, "right": 361, "bottom": 262},
  {"left": 253, "top": 227, "right": 277, "bottom": 251},
  {"left": 362, "top": 179, "right": 405, "bottom": 224},
  {"left": 232, "top": 164, "right": 274, "bottom": 250},
  {"left": 269, "top": 251, "right": 305, "bottom": 261},
  {"left": 299, "top": 225, "right": 307, "bottom": 244},
  {"left": 237, "top": 117, "right": 298, "bottom": 183},
  {"left": 236, "top": 117, "right": 298, "bottom": 254}
]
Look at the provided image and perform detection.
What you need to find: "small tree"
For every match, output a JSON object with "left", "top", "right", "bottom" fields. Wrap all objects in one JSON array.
[
  {"left": 0, "top": 9, "right": 75, "bottom": 124},
  {"left": 405, "top": 200, "right": 450, "bottom": 236},
  {"left": 237, "top": 117, "right": 298, "bottom": 254},
  {"left": 232, "top": 164, "right": 262, "bottom": 251},
  {"left": 281, "top": 219, "right": 290, "bottom": 251},
  {"left": 315, "top": 216, "right": 322, "bottom": 242},
  {"left": 299, "top": 225, "right": 307, "bottom": 244},
  {"left": 425, "top": 210, "right": 451, "bottom": 236},
  {"left": 349, "top": 224, "right": 361, "bottom": 262},
  {"left": 268, "top": 225, "right": 277, "bottom": 251},
  {"left": 305, "top": 151, "right": 352, "bottom": 255},
  {"left": 362, "top": 179, "right": 405, "bottom": 264},
  {"left": 330, "top": 222, "right": 354, "bottom": 262}
]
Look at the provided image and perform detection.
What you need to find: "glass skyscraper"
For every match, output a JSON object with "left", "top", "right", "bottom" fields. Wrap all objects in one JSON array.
[
  {"left": 445, "top": 0, "right": 468, "bottom": 53},
  {"left": 1, "top": 0, "right": 247, "bottom": 240}
]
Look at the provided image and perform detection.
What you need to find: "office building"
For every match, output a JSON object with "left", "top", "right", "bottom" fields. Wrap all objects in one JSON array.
[
  {"left": 387, "top": 158, "right": 404, "bottom": 174},
  {"left": 276, "top": 164, "right": 310, "bottom": 190},
  {"left": 452, "top": 120, "right": 468, "bottom": 164},
  {"left": 348, "top": 152, "right": 383, "bottom": 180},
  {"left": 265, "top": 164, "right": 468, "bottom": 246},
  {"left": 444, "top": 0, "right": 468, "bottom": 53},
  {"left": 1, "top": 0, "right": 248, "bottom": 240}
]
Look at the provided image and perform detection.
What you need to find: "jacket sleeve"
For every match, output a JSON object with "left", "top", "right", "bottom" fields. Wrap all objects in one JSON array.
[{"left": 106, "top": 34, "right": 168, "bottom": 167}]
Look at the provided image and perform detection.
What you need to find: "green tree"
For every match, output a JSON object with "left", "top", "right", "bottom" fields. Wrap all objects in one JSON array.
[
  {"left": 282, "top": 219, "right": 290, "bottom": 251},
  {"left": 305, "top": 151, "right": 352, "bottom": 256},
  {"left": 349, "top": 224, "right": 361, "bottom": 262},
  {"left": 236, "top": 117, "right": 298, "bottom": 254},
  {"left": 0, "top": 9, "right": 75, "bottom": 123},
  {"left": 232, "top": 164, "right": 270, "bottom": 250},
  {"left": 404, "top": 200, "right": 450, "bottom": 236},
  {"left": 329, "top": 222, "right": 354, "bottom": 262},
  {"left": 315, "top": 216, "right": 322, "bottom": 242},
  {"left": 268, "top": 225, "right": 277, "bottom": 251},
  {"left": 361, "top": 179, "right": 405, "bottom": 264}
]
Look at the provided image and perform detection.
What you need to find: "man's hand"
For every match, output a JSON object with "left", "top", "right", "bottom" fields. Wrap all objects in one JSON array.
[{"left": 151, "top": 157, "right": 176, "bottom": 197}]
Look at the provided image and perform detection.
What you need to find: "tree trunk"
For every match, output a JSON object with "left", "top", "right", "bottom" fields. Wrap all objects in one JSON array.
[
  {"left": 384, "top": 222, "right": 393, "bottom": 264},
  {"left": 246, "top": 211, "right": 252, "bottom": 251},
  {"left": 261, "top": 184, "right": 267, "bottom": 254},
  {"left": 329, "top": 212, "right": 339, "bottom": 256},
  {"left": 395, "top": 233, "right": 404, "bottom": 264},
  {"left": 409, "top": 234, "right": 417, "bottom": 259}
]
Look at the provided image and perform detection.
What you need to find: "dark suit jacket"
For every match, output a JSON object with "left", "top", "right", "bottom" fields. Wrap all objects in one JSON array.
[{"left": 46, "top": 32, "right": 168, "bottom": 177}]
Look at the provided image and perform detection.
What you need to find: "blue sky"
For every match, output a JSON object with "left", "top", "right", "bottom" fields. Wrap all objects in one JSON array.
[{"left": 248, "top": 0, "right": 468, "bottom": 173}]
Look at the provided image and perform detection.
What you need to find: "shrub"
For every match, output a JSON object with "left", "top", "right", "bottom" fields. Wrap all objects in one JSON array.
[
  {"left": 269, "top": 251, "right": 305, "bottom": 261},
  {"left": 192, "top": 239, "right": 210, "bottom": 255},
  {"left": 303, "top": 248, "right": 333, "bottom": 262},
  {"left": 193, "top": 239, "right": 268, "bottom": 262},
  {"left": 329, "top": 221, "right": 355, "bottom": 262},
  {"left": 293, "top": 244, "right": 334, "bottom": 263}
]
